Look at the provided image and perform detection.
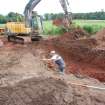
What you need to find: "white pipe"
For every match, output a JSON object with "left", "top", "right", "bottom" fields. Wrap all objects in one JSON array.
[{"left": 68, "top": 82, "right": 105, "bottom": 90}]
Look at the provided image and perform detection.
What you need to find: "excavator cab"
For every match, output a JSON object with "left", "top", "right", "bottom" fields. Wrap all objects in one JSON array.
[{"left": 30, "top": 11, "right": 43, "bottom": 41}]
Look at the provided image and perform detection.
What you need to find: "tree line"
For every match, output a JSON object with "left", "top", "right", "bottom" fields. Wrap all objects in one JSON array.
[
  {"left": 0, "top": 11, "right": 105, "bottom": 23},
  {"left": 72, "top": 11, "right": 105, "bottom": 20},
  {"left": 44, "top": 11, "right": 105, "bottom": 20},
  {"left": 0, "top": 12, "right": 23, "bottom": 24}
]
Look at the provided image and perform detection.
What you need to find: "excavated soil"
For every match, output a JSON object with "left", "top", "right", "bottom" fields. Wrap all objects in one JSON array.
[
  {"left": 1, "top": 28, "right": 104, "bottom": 82},
  {"left": 0, "top": 36, "right": 105, "bottom": 105},
  {"left": 42, "top": 28, "right": 105, "bottom": 81},
  {"left": 0, "top": 77, "right": 105, "bottom": 105}
]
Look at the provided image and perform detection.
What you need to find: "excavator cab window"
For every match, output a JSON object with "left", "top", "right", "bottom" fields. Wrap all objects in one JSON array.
[
  {"left": 30, "top": 11, "right": 43, "bottom": 36},
  {"left": 31, "top": 15, "right": 39, "bottom": 30}
]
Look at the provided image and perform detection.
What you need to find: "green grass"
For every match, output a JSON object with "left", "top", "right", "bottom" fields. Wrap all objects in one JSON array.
[
  {"left": 0, "top": 24, "right": 5, "bottom": 28},
  {"left": 73, "top": 20, "right": 105, "bottom": 34},
  {"left": 73, "top": 20, "right": 105, "bottom": 26},
  {"left": 43, "top": 20, "right": 105, "bottom": 35},
  {"left": 1, "top": 20, "right": 105, "bottom": 35},
  {"left": 43, "top": 21, "right": 65, "bottom": 35}
]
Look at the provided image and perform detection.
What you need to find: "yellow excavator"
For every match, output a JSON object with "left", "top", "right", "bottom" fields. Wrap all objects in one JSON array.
[{"left": 5, "top": 0, "right": 72, "bottom": 43}]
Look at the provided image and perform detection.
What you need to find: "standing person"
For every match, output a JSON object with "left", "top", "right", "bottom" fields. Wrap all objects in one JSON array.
[{"left": 43, "top": 51, "right": 66, "bottom": 74}]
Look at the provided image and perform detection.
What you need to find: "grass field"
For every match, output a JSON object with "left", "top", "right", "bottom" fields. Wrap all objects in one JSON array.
[
  {"left": 74, "top": 20, "right": 105, "bottom": 26},
  {"left": 43, "top": 20, "right": 105, "bottom": 35},
  {"left": 1, "top": 20, "right": 105, "bottom": 35},
  {"left": 0, "top": 24, "right": 5, "bottom": 28},
  {"left": 43, "top": 21, "right": 65, "bottom": 35},
  {"left": 73, "top": 20, "right": 105, "bottom": 34}
]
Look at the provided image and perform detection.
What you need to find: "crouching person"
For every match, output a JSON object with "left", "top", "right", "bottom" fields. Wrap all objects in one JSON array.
[{"left": 43, "top": 51, "right": 66, "bottom": 74}]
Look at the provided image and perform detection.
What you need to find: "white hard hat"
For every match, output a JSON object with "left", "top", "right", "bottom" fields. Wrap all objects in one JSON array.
[{"left": 50, "top": 50, "right": 56, "bottom": 54}]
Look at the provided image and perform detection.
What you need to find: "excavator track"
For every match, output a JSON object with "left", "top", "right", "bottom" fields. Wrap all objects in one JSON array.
[
  {"left": 31, "top": 36, "right": 42, "bottom": 41},
  {"left": 8, "top": 36, "right": 24, "bottom": 44},
  {"left": 31, "top": 32, "right": 42, "bottom": 41}
]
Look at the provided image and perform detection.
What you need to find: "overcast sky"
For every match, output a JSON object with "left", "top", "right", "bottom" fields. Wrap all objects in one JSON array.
[{"left": 0, "top": 0, "right": 105, "bottom": 15}]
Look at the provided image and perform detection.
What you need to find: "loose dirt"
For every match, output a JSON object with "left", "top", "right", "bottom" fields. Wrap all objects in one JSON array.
[
  {"left": 41, "top": 28, "right": 105, "bottom": 81},
  {"left": 0, "top": 34, "right": 105, "bottom": 105}
]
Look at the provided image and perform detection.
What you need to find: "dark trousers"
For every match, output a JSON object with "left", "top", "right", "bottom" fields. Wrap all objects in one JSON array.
[{"left": 55, "top": 60, "right": 65, "bottom": 72}]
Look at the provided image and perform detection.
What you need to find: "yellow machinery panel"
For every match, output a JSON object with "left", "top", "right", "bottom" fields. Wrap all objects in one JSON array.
[{"left": 6, "top": 22, "right": 31, "bottom": 34}]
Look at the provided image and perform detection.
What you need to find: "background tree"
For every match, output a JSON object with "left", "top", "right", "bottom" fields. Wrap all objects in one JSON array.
[{"left": 0, "top": 15, "right": 6, "bottom": 23}]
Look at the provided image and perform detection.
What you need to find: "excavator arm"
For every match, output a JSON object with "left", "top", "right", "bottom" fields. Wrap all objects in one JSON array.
[
  {"left": 24, "top": 0, "right": 42, "bottom": 27},
  {"left": 24, "top": 0, "right": 72, "bottom": 28}
]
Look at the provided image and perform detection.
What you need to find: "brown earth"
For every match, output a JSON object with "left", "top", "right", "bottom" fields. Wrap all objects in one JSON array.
[
  {"left": 42, "top": 28, "right": 105, "bottom": 81},
  {"left": 1, "top": 77, "right": 105, "bottom": 105},
  {"left": 0, "top": 27, "right": 105, "bottom": 105},
  {"left": 0, "top": 36, "right": 105, "bottom": 105},
  {"left": 2, "top": 28, "right": 105, "bottom": 82},
  {"left": 95, "top": 28, "right": 105, "bottom": 40}
]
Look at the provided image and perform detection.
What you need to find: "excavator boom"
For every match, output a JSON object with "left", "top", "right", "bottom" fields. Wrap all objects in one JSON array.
[
  {"left": 24, "top": 0, "right": 72, "bottom": 28},
  {"left": 24, "top": 0, "right": 42, "bottom": 27}
]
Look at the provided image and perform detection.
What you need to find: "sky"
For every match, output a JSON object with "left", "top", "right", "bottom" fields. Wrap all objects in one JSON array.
[{"left": 0, "top": 0, "right": 105, "bottom": 15}]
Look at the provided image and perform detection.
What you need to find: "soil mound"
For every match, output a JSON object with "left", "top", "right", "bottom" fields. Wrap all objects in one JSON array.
[
  {"left": 43, "top": 28, "right": 105, "bottom": 81},
  {"left": 94, "top": 28, "right": 105, "bottom": 49},
  {"left": 0, "top": 36, "right": 105, "bottom": 105},
  {"left": 0, "top": 77, "right": 105, "bottom": 105},
  {"left": 95, "top": 28, "right": 105, "bottom": 40},
  {"left": 59, "top": 28, "right": 89, "bottom": 40}
]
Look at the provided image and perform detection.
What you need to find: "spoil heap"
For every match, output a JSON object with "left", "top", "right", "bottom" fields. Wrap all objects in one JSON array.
[
  {"left": 0, "top": 36, "right": 105, "bottom": 105},
  {"left": 44, "top": 28, "right": 105, "bottom": 81},
  {"left": 0, "top": 77, "right": 105, "bottom": 105}
]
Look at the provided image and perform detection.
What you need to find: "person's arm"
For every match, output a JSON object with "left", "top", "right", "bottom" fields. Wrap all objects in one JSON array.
[
  {"left": 42, "top": 54, "right": 57, "bottom": 62},
  {"left": 42, "top": 58, "right": 52, "bottom": 61}
]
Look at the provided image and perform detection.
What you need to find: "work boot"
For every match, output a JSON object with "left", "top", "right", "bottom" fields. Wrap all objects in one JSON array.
[{"left": 59, "top": 71, "right": 65, "bottom": 75}]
